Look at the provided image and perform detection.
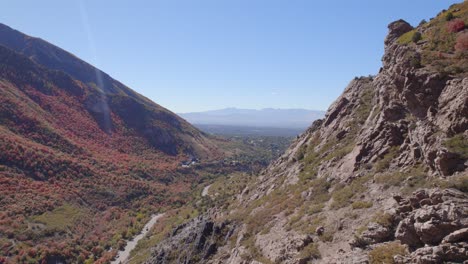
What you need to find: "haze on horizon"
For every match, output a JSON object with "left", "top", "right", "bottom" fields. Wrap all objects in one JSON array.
[{"left": 1, "top": 0, "right": 460, "bottom": 112}]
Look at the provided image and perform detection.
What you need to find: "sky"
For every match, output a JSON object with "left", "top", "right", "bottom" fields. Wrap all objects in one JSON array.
[{"left": 1, "top": 0, "right": 461, "bottom": 113}]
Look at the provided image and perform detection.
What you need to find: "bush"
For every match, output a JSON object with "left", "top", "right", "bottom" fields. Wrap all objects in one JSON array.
[
  {"left": 373, "top": 211, "right": 393, "bottom": 228},
  {"left": 369, "top": 242, "right": 407, "bottom": 264},
  {"left": 352, "top": 201, "right": 373, "bottom": 209},
  {"left": 443, "top": 133, "right": 468, "bottom": 159},
  {"left": 398, "top": 30, "right": 416, "bottom": 44},
  {"left": 455, "top": 33, "right": 468, "bottom": 52},
  {"left": 445, "top": 12, "right": 454, "bottom": 21},
  {"left": 410, "top": 57, "right": 422, "bottom": 68},
  {"left": 412, "top": 32, "right": 422, "bottom": 43},
  {"left": 299, "top": 243, "right": 321, "bottom": 260},
  {"left": 330, "top": 175, "right": 370, "bottom": 209},
  {"left": 418, "top": 19, "right": 427, "bottom": 26},
  {"left": 447, "top": 19, "right": 466, "bottom": 33}
]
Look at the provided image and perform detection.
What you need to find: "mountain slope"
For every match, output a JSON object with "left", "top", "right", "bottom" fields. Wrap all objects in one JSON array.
[
  {"left": 0, "top": 24, "right": 224, "bottom": 263},
  {"left": 0, "top": 23, "right": 219, "bottom": 157},
  {"left": 179, "top": 108, "right": 325, "bottom": 129},
  {"left": 142, "top": 2, "right": 467, "bottom": 264}
]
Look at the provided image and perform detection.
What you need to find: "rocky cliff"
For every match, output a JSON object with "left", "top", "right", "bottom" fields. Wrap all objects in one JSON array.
[{"left": 143, "top": 2, "right": 467, "bottom": 264}]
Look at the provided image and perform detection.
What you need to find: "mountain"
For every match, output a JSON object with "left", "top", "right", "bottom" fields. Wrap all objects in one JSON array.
[
  {"left": 179, "top": 108, "right": 325, "bottom": 129},
  {"left": 141, "top": 2, "right": 468, "bottom": 264},
  {"left": 0, "top": 23, "right": 225, "bottom": 263}
]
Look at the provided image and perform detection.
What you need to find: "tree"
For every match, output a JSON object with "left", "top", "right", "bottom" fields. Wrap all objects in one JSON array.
[
  {"left": 447, "top": 19, "right": 465, "bottom": 33},
  {"left": 455, "top": 33, "right": 468, "bottom": 52},
  {"left": 412, "top": 32, "right": 422, "bottom": 43}
]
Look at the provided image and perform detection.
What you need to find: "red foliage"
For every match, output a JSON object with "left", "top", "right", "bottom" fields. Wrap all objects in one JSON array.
[
  {"left": 0, "top": 35, "right": 237, "bottom": 263},
  {"left": 455, "top": 32, "right": 468, "bottom": 51},
  {"left": 447, "top": 19, "right": 466, "bottom": 33}
]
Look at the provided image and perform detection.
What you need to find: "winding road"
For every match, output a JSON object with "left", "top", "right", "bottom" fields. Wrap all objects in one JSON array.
[{"left": 111, "top": 213, "right": 164, "bottom": 264}]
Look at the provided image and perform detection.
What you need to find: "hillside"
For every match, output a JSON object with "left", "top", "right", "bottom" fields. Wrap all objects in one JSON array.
[
  {"left": 141, "top": 2, "right": 468, "bottom": 264},
  {"left": 179, "top": 108, "right": 325, "bottom": 129},
  {"left": 0, "top": 24, "right": 229, "bottom": 263}
]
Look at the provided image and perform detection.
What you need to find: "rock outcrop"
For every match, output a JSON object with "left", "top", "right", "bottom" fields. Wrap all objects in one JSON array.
[
  {"left": 144, "top": 215, "right": 233, "bottom": 264},
  {"left": 392, "top": 189, "right": 468, "bottom": 263},
  {"left": 144, "top": 2, "right": 468, "bottom": 264}
]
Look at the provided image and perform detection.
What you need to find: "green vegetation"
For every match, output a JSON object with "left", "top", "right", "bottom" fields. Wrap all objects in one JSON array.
[
  {"left": 239, "top": 237, "right": 274, "bottom": 264},
  {"left": 32, "top": 203, "right": 83, "bottom": 231},
  {"left": 352, "top": 201, "right": 373, "bottom": 209},
  {"left": 331, "top": 175, "right": 371, "bottom": 209},
  {"left": 445, "top": 11, "right": 454, "bottom": 21},
  {"left": 394, "top": 2, "right": 468, "bottom": 75},
  {"left": 375, "top": 147, "right": 399, "bottom": 172},
  {"left": 435, "top": 174, "right": 468, "bottom": 193},
  {"left": 299, "top": 243, "right": 321, "bottom": 260},
  {"left": 319, "top": 230, "right": 334, "bottom": 242},
  {"left": 372, "top": 211, "right": 394, "bottom": 228},
  {"left": 398, "top": 30, "right": 417, "bottom": 45},
  {"left": 356, "top": 81, "right": 375, "bottom": 124},
  {"left": 129, "top": 206, "right": 200, "bottom": 264},
  {"left": 217, "top": 135, "right": 294, "bottom": 166},
  {"left": 374, "top": 165, "right": 427, "bottom": 193},
  {"left": 443, "top": 133, "right": 468, "bottom": 159},
  {"left": 369, "top": 242, "right": 407, "bottom": 264},
  {"left": 420, "top": 2, "right": 468, "bottom": 75},
  {"left": 412, "top": 31, "right": 422, "bottom": 43}
]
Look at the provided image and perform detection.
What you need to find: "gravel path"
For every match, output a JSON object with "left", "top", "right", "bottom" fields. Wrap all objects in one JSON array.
[
  {"left": 202, "top": 184, "right": 211, "bottom": 197},
  {"left": 111, "top": 213, "right": 164, "bottom": 264}
]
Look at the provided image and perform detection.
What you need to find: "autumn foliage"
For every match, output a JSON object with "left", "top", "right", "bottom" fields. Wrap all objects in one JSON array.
[
  {"left": 0, "top": 45, "right": 209, "bottom": 263},
  {"left": 455, "top": 32, "right": 468, "bottom": 52},
  {"left": 447, "top": 19, "right": 466, "bottom": 33}
]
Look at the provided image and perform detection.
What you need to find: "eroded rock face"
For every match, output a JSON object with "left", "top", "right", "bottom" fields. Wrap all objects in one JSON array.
[
  {"left": 144, "top": 215, "right": 232, "bottom": 264},
  {"left": 394, "top": 189, "right": 468, "bottom": 246},
  {"left": 385, "top": 20, "right": 414, "bottom": 46},
  {"left": 255, "top": 219, "right": 313, "bottom": 264},
  {"left": 145, "top": 6, "right": 467, "bottom": 264},
  {"left": 359, "top": 222, "right": 393, "bottom": 246},
  {"left": 391, "top": 189, "right": 468, "bottom": 263},
  {"left": 394, "top": 242, "right": 468, "bottom": 264}
]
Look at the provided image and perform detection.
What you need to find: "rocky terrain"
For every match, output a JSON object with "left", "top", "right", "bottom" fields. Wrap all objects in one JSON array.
[{"left": 142, "top": 2, "right": 468, "bottom": 264}]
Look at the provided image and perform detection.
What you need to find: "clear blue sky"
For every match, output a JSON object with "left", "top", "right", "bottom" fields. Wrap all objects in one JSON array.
[{"left": 1, "top": 0, "right": 460, "bottom": 112}]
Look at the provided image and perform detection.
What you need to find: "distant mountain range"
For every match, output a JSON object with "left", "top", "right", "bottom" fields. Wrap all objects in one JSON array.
[{"left": 179, "top": 108, "right": 325, "bottom": 129}]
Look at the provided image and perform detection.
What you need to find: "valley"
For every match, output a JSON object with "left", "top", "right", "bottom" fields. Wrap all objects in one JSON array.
[
  {"left": 0, "top": 1, "right": 467, "bottom": 264},
  {"left": 0, "top": 22, "right": 285, "bottom": 263}
]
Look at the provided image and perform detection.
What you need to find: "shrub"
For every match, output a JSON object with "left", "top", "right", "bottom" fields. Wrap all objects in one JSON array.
[
  {"left": 445, "top": 12, "right": 454, "bottom": 21},
  {"left": 352, "top": 201, "right": 373, "bottom": 209},
  {"left": 443, "top": 133, "right": 468, "bottom": 159},
  {"left": 410, "top": 57, "right": 422, "bottom": 68},
  {"left": 299, "top": 243, "right": 321, "bottom": 260},
  {"left": 412, "top": 32, "right": 422, "bottom": 43},
  {"left": 372, "top": 211, "right": 393, "bottom": 228},
  {"left": 375, "top": 147, "right": 399, "bottom": 172},
  {"left": 438, "top": 174, "right": 468, "bottom": 193},
  {"left": 330, "top": 175, "right": 370, "bottom": 209},
  {"left": 447, "top": 19, "right": 466, "bottom": 33},
  {"left": 455, "top": 33, "right": 468, "bottom": 52},
  {"left": 369, "top": 242, "right": 407, "bottom": 264},
  {"left": 418, "top": 19, "right": 427, "bottom": 26},
  {"left": 319, "top": 231, "right": 334, "bottom": 242},
  {"left": 398, "top": 30, "right": 416, "bottom": 44}
]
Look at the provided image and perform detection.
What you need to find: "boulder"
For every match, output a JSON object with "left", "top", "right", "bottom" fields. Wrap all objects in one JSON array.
[
  {"left": 442, "top": 228, "right": 468, "bottom": 243},
  {"left": 361, "top": 222, "right": 393, "bottom": 245}
]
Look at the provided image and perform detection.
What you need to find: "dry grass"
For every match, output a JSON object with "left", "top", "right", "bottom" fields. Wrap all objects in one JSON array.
[{"left": 369, "top": 242, "right": 407, "bottom": 264}]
